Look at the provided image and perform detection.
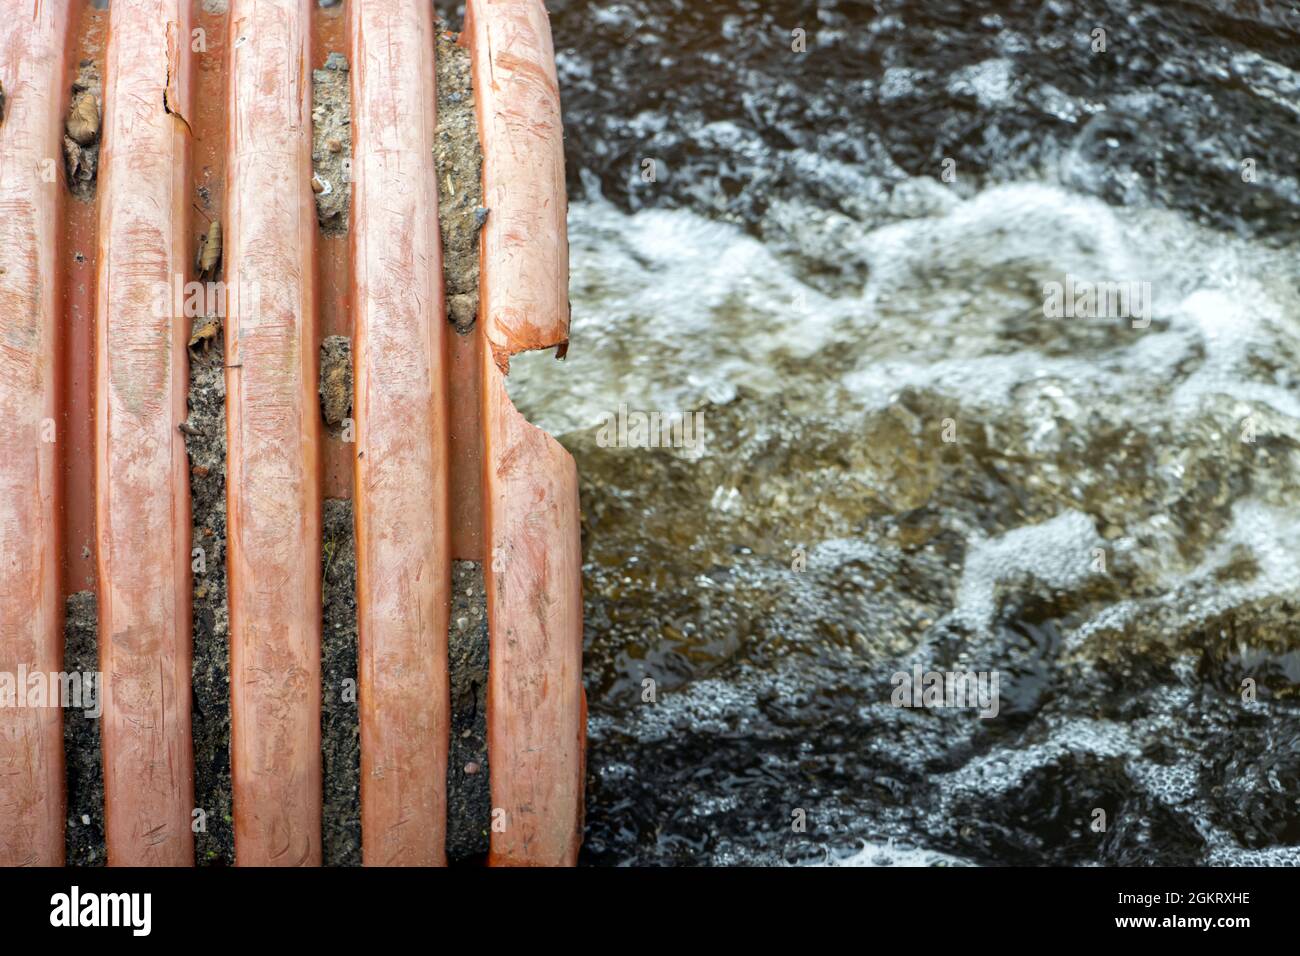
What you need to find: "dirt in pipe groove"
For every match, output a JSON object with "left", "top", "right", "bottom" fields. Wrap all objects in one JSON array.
[{"left": 0, "top": 0, "right": 582, "bottom": 868}]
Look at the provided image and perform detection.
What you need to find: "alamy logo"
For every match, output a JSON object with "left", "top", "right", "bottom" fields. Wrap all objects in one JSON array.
[
  {"left": 1042, "top": 274, "right": 1150, "bottom": 328},
  {"left": 150, "top": 276, "right": 261, "bottom": 318},
  {"left": 891, "top": 665, "right": 1000, "bottom": 719},
  {"left": 596, "top": 403, "right": 707, "bottom": 451},
  {"left": 0, "top": 667, "right": 101, "bottom": 717},
  {"left": 50, "top": 886, "right": 151, "bottom": 936}
]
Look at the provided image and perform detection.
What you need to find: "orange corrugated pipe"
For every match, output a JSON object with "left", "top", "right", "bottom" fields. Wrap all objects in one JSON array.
[
  {"left": 224, "top": 0, "right": 323, "bottom": 866},
  {"left": 349, "top": 0, "right": 453, "bottom": 866},
  {"left": 94, "top": 0, "right": 196, "bottom": 867},
  {"left": 0, "top": 0, "right": 70, "bottom": 868},
  {"left": 0, "top": 0, "right": 584, "bottom": 869}
]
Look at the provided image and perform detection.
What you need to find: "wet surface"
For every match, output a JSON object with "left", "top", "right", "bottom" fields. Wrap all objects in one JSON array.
[
  {"left": 552, "top": 0, "right": 1300, "bottom": 244},
  {"left": 507, "top": 0, "right": 1300, "bottom": 865}
]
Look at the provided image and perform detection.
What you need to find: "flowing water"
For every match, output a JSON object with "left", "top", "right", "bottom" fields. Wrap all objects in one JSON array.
[{"left": 499, "top": 0, "right": 1300, "bottom": 865}]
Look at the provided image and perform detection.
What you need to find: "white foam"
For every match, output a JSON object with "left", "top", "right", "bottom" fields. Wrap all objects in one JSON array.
[
  {"left": 512, "top": 181, "right": 1300, "bottom": 447},
  {"left": 801, "top": 839, "right": 975, "bottom": 868},
  {"left": 953, "top": 510, "right": 1104, "bottom": 630},
  {"left": 507, "top": 197, "right": 848, "bottom": 435}
]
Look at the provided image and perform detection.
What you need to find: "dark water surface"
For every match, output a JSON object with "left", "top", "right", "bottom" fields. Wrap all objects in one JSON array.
[{"left": 509, "top": 0, "right": 1300, "bottom": 865}]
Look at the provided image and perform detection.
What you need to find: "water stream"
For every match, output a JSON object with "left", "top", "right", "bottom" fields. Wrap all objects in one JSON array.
[{"left": 500, "top": 0, "right": 1300, "bottom": 865}]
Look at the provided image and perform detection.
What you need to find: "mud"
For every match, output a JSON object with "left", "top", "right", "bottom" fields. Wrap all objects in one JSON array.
[
  {"left": 447, "top": 561, "right": 490, "bottom": 861},
  {"left": 433, "top": 18, "right": 491, "bottom": 861},
  {"left": 63, "top": 60, "right": 100, "bottom": 200},
  {"left": 311, "top": 52, "right": 350, "bottom": 234},
  {"left": 434, "top": 22, "right": 483, "bottom": 335},
  {"left": 63, "top": 590, "right": 103, "bottom": 866},
  {"left": 321, "top": 498, "right": 360, "bottom": 866},
  {"left": 185, "top": 317, "right": 233, "bottom": 866},
  {"left": 319, "top": 334, "right": 352, "bottom": 432}
]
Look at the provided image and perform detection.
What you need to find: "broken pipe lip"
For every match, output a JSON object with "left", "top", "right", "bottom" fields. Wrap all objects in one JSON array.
[{"left": 466, "top": 0, "right": 585, "bottom": 867}]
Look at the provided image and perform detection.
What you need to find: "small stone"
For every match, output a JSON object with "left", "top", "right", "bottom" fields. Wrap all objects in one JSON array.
[
  {"left": 447, "top": 292, "right": 478, "bottom": 333},
  {"left": 464, "top": 761, "right": 480, "bottom": 775},
  {"left": 66, "top": 92, "right": 99, "bottom": 146}
]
